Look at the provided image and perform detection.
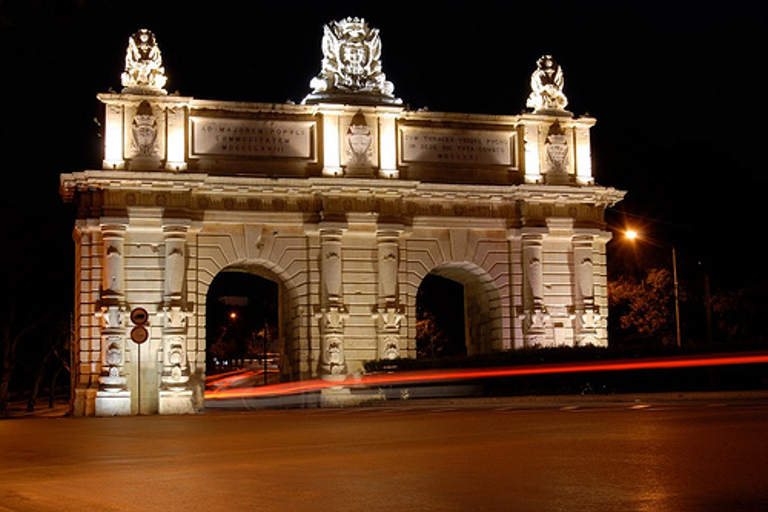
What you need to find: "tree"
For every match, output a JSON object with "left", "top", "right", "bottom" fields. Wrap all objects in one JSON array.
[
  {"left": 416, "top": 312, "right": 449, "bottom": 359},
  {"left": 608, "top": 268, "right": 678, "bottom": 346},
  {"left": 0, "top": 302, "right": 49, "bottom": 417},
  {"left": 25, "top": 315, "right": 71, "bottom": 413},
  {"left": 711, "top": 284, "right": 768, "bottom": 344},
  {"left": 208, "top": 325, "right": 238, "bottom": 366}
]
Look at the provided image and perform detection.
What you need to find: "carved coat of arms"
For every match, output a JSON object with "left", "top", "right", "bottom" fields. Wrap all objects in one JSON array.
[
  {"left": 345, "top": 110, "right": 374, "bottom": 173},
  {"left": 544, "top": 121, "right": 569, "bottom": 176},
  {"left": 305, "top": 17, "right": 400, "bottom": 104},
  {"left": 131, "top": 101, "right": 159, "bottom": 157}
]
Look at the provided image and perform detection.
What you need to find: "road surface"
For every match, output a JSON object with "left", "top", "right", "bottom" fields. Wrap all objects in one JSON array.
[{"left": 1, "top": 394, "right": 767, "bottom": 511}]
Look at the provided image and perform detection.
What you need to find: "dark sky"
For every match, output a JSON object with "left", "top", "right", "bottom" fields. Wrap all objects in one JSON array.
[{"left": 0, "top": 0, "right": 765, "bottom": 296}]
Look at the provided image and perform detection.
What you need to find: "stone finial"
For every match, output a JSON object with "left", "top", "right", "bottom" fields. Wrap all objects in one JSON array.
[
  {"left": 526, "top": 55, "right": 568, "bottom": 113},
  {"left": 121, "top": 29, "right": 168, "bottom": 94},
  {"left": 303, "top": 17, "right": 401, "bottom": 105}
]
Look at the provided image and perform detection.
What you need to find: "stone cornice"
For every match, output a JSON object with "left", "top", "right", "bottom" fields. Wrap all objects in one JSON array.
[
  {"left": 62, "top": 171, "right": 623, "bottom": 202},
  {"left": 514, "top": 184, "right": 626, "bottom": 207},
  {"left": 98, "top": 92, "right": 193, "bottom": 107},
  {"left": 62, "top": 171, "right": 624, "bottom": 228}
]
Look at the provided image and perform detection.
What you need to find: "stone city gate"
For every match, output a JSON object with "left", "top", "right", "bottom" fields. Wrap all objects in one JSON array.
[{"left": 60, "top": 20, "right": 624, "bottom": 416}]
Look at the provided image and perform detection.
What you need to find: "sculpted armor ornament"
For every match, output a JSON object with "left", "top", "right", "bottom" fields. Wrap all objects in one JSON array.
[
  {"left": 305, "top": 17, "right": 400, "bottom": 104},
  {"left": 121, "top": 29, "right": 167, "bottom": 94},
  {"left": 527, "top": 55, "right": 568, "bottom": 112}
]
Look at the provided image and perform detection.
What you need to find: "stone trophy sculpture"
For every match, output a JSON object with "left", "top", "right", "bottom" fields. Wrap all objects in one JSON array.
[
  {"left": 304, "top": 17, "right": 401, "bottom": 105},
  {"left": 526, "top": 55, "right": 568, "bottom": 112},
  {"left": 121, "top": 29, "right": 167, "bottom": 94}
]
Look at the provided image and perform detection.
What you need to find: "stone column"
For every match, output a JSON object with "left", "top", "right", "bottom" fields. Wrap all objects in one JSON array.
[
  {"left": 378, "top": 112, "right": 399, "bottom": 179},
  {"left": 318, "top": 225, "right": 347, "bottom": 379},
  {"left": 163, "top": 225, "right": 187, "bottom": 302},
  {"left": 521, "top": 232, "right": 548, "bottom": 346},
  {"left": 321, "top": 108, "right": 343, "bottom": 177},
  {"left": 572, "top": 234, "right": 600, "bottom": 345},
  {"left": 375, "top": 228, "right": 403, "bottom": 360},
  {"left": 523, "top": 123, "right": 542, "bottom": 184},
  {"left": 102, "top": 103, "right": 125, "bottom": 169},
  {"left": 96, "top": 223, "right": 131, "bottom": 415},
  {"left": 574, "top": 125, "right": 594, "bottom": 185},
  {"left": 72, "top": 223, "right": 97, "bottom": 416},
  {"left": 164, "top": 105, "right": 187, "bottom": 171},
  {"left": 159, "top": 224, "right": 194, "bottom": 413}
]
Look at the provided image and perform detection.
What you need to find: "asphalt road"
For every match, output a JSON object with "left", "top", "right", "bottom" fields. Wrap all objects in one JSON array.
[{"left": 2, "top": 395, "right": 768, "bottom": 512}]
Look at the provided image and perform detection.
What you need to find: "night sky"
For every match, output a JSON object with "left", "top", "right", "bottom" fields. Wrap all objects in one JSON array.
[{"left": 1, "top": 0, "right": 765, "bottom": 302}]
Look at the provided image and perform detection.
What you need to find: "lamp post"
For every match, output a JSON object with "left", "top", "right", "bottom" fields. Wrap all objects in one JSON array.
[
  {"left": 625, "top": 229, "right": 682, "bottom": 348},
  {"left": 671, "top": 245, "right": 682, "bottom": 348}
]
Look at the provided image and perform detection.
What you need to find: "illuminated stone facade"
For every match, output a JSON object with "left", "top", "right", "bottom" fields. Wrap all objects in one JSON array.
[{"left": 60, "top": 24, "right": 624, "bottom": 416}]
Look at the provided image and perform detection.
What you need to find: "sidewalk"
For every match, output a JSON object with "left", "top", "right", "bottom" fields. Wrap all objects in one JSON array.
[
  {"left": 2, "top": 399, "right": 71, "bottom": 419},
  {"left": 5, "top": 389, "right": 768, "bottom": 419},
  {"left": 376, "top": 389, "right": 768, "bottom": 409}
]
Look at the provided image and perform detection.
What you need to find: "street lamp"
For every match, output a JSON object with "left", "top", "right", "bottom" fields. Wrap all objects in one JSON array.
[{"left": 623, "top": 229, "right": 682, "bottom": 348}]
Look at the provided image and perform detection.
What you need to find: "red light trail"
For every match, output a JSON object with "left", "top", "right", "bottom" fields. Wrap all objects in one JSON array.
[{"left": 204, "top": 351, "right": 768, "bottom": 401}]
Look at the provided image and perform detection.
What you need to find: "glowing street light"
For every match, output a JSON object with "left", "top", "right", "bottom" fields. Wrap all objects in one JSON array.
[{"left": 623, "top": 229, "right": 682, "bottom": 348}]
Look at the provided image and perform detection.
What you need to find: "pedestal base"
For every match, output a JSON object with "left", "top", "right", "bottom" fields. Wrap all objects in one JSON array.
[
  {"left": 72, "top": 386, "right": 98, "bottom": 417},
  {"left": 159, "top": 389, "right": 195, "bottom": 415},
  {"left": 320, "top": 387, "right": 384, "bottom": 408},
  {"left": 95, "top": 389, "right": 131, "bottom": 416}
]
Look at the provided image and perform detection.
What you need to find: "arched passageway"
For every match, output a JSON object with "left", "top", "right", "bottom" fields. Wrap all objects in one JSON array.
[
  {"left": 206, "top": 269, "right": 282, "bottom": 386},
  {"left": 416, "top": 274, "right": 466, "bottom": 358},
  {"left": 416, "top": 264, "right": 502, "bottom": 358}
]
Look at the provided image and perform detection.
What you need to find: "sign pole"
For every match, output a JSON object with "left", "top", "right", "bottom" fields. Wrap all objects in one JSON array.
[
  {"left": 137, "top": 342, "right": 141, "bottom": 415},
  {"left": 130, "top": 307, "right": 150, "bottom": 415}
]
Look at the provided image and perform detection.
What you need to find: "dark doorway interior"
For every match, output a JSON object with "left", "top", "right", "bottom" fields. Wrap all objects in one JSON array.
[
  {"left": 416, "top": 273, "right": 466, "bottom": 358},
  {"left": 206, "top": 271, "right": 279, "bottom": 383}
]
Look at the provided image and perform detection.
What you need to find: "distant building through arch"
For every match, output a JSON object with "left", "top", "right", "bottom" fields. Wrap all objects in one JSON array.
[{"left": 60, "top": 21, "right": 624, "bottom": 416}]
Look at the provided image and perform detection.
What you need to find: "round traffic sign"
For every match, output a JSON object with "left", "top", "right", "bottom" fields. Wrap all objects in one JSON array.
[
  {"left": 131, "top": 325, "right": 149, "bottom": 344},
  {"left": 130, "top": 307, "right": 149, "bottom": 325}
]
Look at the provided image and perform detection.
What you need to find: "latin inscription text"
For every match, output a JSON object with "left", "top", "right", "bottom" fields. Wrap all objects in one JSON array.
[
  {"left": 192, "top": 118, "right": 313, "bottom": 158},
  {"left": 401, "top": 128, "right": 514, "bottom": 166}
]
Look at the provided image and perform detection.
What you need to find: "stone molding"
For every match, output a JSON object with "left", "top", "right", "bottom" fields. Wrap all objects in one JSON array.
[{"left": 62, "top": 172, "right": 624, "bottom": 222}]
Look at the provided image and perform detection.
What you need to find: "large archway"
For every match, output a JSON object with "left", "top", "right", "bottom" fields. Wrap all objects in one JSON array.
[
  {"left": 205, "top": 267, "right": 285, "bottom": 387},
  {"left": 416, "top": 274, "right": 466, "bottom": 358},
  {"left": 416, "top": 263, "right": 503, "bottom": 358}
]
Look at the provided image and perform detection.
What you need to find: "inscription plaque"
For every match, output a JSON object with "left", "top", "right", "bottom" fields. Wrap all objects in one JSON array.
[
  {"left": 401, "top": 127, "right": 515, "bottom": 166},
  {"left": 192, "top": 118, "right": 314, "bottom": 158}
]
